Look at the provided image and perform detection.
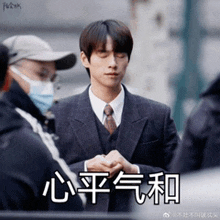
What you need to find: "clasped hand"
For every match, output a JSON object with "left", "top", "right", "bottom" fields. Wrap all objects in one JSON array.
[{"left": 87, "top": 150, "right": 138, "bottom": 178}]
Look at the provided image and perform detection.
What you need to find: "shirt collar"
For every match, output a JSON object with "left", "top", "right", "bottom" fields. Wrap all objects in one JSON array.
[{"left": 89, "top": 85, "right": 125, "bottom": 126}]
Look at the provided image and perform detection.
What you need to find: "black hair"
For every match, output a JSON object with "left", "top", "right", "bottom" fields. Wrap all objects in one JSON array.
[
  {"left": 79, "top": 19, "right": 133, "bottom": 76},
  {"left": 0, "top": 44, "right": 9, "bottom": 89}
]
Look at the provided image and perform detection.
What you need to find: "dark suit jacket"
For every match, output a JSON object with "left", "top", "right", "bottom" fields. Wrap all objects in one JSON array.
[{"left": 52, "top": 85, "right": 179, "bottom": 212}]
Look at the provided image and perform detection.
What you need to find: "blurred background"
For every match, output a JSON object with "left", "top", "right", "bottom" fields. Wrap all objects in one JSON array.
[{"left": 1, "top": 0, "right": 220, "bottom": 134}]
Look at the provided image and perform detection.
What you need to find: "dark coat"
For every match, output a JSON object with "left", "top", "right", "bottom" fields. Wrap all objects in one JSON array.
[
  {"left": 52, "top": 85, "right": 180, "bottom": 212},
  {"left": 171, "top": 74, "right": 220, "bottom": 173},
  {"left": 0, "top": 81, "right": 84, "bottom": 211}
]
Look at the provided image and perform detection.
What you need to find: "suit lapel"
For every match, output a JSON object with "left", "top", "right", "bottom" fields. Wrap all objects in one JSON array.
[
  {"left": 116, "top": 87, "right": 149, "bottom": 161},
  {"left": 68, "top": 87, "right": 103, "bottom": 158},
  {"left": 67, "top": 85, "right": 149, "bottom": 161}
]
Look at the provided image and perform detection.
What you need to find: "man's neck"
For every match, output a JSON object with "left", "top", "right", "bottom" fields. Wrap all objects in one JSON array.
[{"left": 90, "top": 85, "right": 122, "bottom": 103}]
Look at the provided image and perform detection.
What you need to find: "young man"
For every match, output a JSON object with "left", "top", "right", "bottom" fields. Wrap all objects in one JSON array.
[
  {"left": 0, "top": 37, "right": 85, "bottom": 211},
  {"left": 52, "top": 20, "right": 179, "bottom": 212}
]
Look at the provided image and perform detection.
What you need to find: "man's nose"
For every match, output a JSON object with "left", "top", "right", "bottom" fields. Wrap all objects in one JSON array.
[{"left": 108, "top": 54, "right": 117, "bottom": 68}]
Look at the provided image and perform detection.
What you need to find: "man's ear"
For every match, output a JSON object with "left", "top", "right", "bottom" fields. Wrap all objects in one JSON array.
[{"left": 80, "top": 51, "right": 90, "bottom": 68}]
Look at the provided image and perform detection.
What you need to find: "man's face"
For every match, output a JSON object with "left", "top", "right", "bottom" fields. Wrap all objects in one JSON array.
[
  {"left": 10, "top": 59, "right": 56, "bottom": 94},
  {"left": 81, "top": 36, "right": 129, "bottom": 91}
]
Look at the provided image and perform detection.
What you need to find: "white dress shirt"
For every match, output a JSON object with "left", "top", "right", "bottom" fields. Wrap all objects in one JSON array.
[
  {"left": 89, "top": 85, "right": 124, "bottom": 126},
  {"left": 85, "top": 85, "right": 139, "bottom": 173},
  {"left": 84, "top": 85, "right": 124, "bottom": 173}
]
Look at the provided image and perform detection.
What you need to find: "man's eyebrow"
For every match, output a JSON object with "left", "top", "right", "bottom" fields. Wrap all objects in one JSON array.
[{"left": 96, "top": 49, "right": 107, "bottom": 52}]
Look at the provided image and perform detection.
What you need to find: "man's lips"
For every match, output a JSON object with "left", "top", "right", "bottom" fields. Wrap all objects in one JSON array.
[{"left": 105, "top": 72, "right": 119, "bottom": 76}]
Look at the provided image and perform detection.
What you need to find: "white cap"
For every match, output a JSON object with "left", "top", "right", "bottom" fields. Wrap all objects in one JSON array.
[{"left": 3, "top": 35, "right": 76, "bottom": 70}]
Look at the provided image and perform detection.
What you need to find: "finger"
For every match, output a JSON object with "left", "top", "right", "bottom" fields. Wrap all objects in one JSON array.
[
  {"left": 87, "top": 156, "right": 109, "bottom": 172},
  {"left": 95, "top": 155, "right": 105, "bottom": 160},
  {"left": 105, "top": 151, "right": 122, "bottom": 162},
  {"left": 108, "top": 163, "right": 123, "bottom": 178},
  {"left": 100, "top": 159, "right": 117, "bottom": 168}
]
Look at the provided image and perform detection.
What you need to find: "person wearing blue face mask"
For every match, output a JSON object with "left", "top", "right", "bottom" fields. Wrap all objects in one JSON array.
[
  {"left": 2, "top": 35, "right": 75, "bottom": 116},
  {"left": 10, "top": 62, "right": 55, "bottom": 115},
  {"left": 0, "top": 36, "right": 86, "bottom": 210}
]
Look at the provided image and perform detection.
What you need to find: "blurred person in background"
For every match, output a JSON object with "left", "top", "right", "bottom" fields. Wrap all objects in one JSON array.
[
  {"left": 0, "top": 37, "right": 85, "bottom": 211},
  {"left": 172, "top": 73, "right": 220, "bottom": 173},
  {"left": 52, "top": 19, "right": 180, "bottom": 212},
  {"left": 0, "top": 44, "right": 11, "bottom": 93}
]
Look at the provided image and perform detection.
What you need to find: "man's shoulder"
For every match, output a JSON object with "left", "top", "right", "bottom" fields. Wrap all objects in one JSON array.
[
  {"left": 185, "top": 96, "right": 218, "bottom": 136},
  {"left": 52, "top": 90, "right": 87, "bottom": 112},
  {"left": 0, "top": 101, "right": 24, "bottom": 134},
  {"left": 127, "top": 90, "right": 170, "bottom": 112},
  {"left": 57, "top": 93, "right": 83, "bottom": 105},
  {"left": 5, "top": 108, "right": 55, "bottom": 159},
  {"left": 0, "top": 102, "right": 42, "bottom": 156},
  {"left": 188, "top": 97, "right": 216, "bottom": 121},
  {"left": 0, "top": 123, "right": 51, "bottom": 168}
]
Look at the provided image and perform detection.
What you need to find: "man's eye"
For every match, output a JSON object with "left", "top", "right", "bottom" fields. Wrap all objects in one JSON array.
[
  {"left": 38, "top": 70, "right": 50, "bottom": 80},
  {"left": 116, "top": 53, "right": 126, "bottom": 58},
  {"left": 39, "top": 72, "right": 48, "bottom": 78},
  {"left": 98, "top": 52, "right": 108, "bottom": 58}
]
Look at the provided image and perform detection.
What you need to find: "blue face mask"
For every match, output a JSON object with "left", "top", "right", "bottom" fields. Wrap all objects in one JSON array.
[{"left": 11, "top": 66, "right": 54, "bottom": 114}]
